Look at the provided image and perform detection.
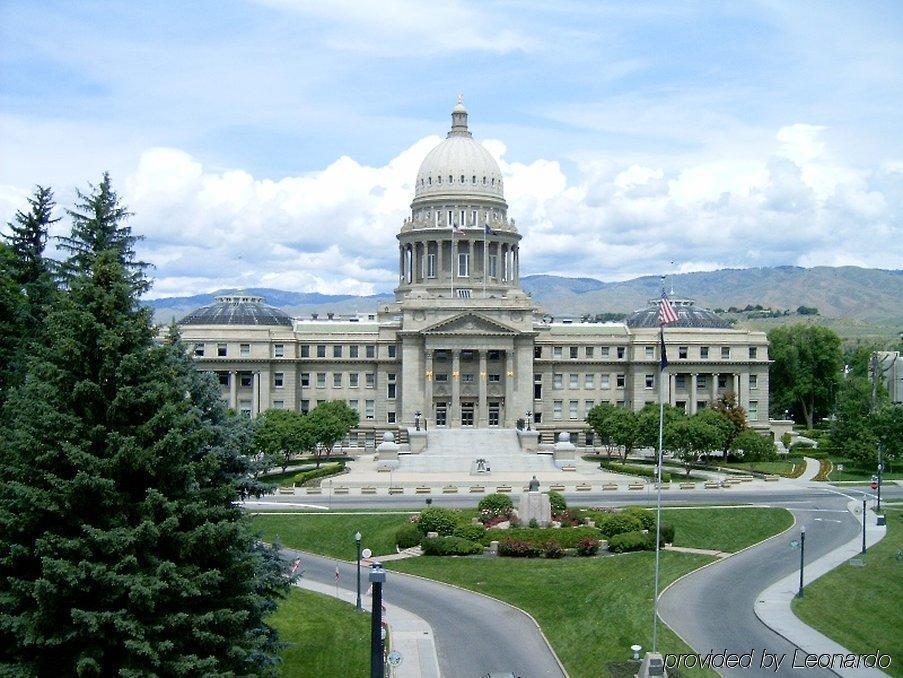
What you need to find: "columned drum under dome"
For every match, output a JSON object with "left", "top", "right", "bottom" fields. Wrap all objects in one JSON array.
[{"left": 395, "top": 97, "right": 522, "bottom": 300}]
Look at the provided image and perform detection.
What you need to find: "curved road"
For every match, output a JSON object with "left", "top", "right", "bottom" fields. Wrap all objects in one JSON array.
[
  {"left": 284, "top": 547, "right": 564, "bottom": 677},
  {"left": 658, "top": 489, "right": 873, "bottom": 678}
]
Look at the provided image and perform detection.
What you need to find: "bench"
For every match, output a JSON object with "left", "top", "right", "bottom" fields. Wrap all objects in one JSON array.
[
  {"left": 442, "top": 486, "right": 459, "bottom": 494},
  {"left": 334, "top": 486, "right": 349, "bottom": 495},
  {"left": 628, "top": 483, "right": 644, "bottom": 491},
  {"left": 305, "top": 487, "right": 322, "bottom": 495},
  {"left": 764, "top": 474, "right": 780, "bottom": 482},
  {"left": 576, "top": 483, "right": 592, "bottom": 492},
  {"left": 679, "top": 483, "right": 695, "bottom": 490},
  {"left": 496, "top": 485, "right": 513, "bottom": 494},
  {"left": 361, "top": 486, "right": 377, "bottom": 495},
  {"left": 469, "top": 486, "right": 486, "bottom": 493},
  {"left": 550, "top": 483, "right": 566, "bottom": 492},
  {"left": 388, "top": 487, "right": 404, "bottom": 495},
  {"left": 704, "top": 482, "right": 721, "bottom": 489},
  {"left": 602, "top": 483, "right": 619, "bottom": 491},
  {"left": 277, "top": 486, "right": 295, "bottom": 495}
]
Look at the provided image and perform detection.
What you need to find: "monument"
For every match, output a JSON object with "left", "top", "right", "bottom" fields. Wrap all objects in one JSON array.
[
  {"left": 519, "top": 476, "right": 551, "bottom": 526},
  {"left": 376, "top": 431, "right": 400, "bottom": 471}
]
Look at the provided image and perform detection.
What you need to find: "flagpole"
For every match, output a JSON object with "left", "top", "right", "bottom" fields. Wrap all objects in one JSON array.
[
  {"left": 652, "top": 326, "right": 665, "bottom": 654},
  {"left": 451, "top": 228, "right": 456, "bottom": 299},
  {"left": 483, "top": 227, "right": 488, "bottom": 298}
]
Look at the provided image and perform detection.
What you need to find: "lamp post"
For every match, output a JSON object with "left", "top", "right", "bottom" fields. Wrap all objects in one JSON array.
[
  {"left": 414, "top": 410, "right": 421, "bottom": 431},
  {"left": 369, "top": 562, "right": 386, "bottom": 678},
  {"left": 861, "top": 497, "right": 867, "bottom": 554},
  {"left": 797, "top": 525, "right": 806, "bottom": 598},
  {"left": 526, "top": 411, "right": 532, "bottom": 431},
  {"left": 355, "top": 531, "right": 362, "bottom": 611}
]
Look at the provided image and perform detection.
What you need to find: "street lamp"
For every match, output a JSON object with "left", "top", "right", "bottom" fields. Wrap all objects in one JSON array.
[
  {"left": 369, "top": 562, "right": 387, "bottom": 678},
  {"left": 797, "top": 525, "right": 806, "bottom": 598},
  {"left": 526, "top": 411, "right": 533, "bottom": 431},
  {"left": 355, "top": 531, "right": 363, "bottom": 611},
  {"left": 631, "top": 644, "right": 642, "bottom": 661},
  {"left": 861, "top": 497, "right": 867, "bottom": 554},
  {"left": 414, "top": 410, "right": 421, "bottom": 431}
]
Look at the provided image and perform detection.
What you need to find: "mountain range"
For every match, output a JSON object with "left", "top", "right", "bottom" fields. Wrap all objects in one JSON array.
[{"left": 147, "top": 265, "right": 903, "bottom": 327}]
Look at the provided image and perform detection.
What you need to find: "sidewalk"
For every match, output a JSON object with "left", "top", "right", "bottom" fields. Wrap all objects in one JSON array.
[
  {"left": 754, "top": 500, "right": 888, "bottom": 677},
  {"left": 295, "top": 578, "right": 441, "bottom": 678},
  {"left": 801, "top": 456, "right": 822, "bottom": 481}
]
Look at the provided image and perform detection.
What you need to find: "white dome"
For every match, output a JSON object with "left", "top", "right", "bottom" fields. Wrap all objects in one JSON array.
[{"left": 414, "top": 100, "right": 504, "bottom": 201}]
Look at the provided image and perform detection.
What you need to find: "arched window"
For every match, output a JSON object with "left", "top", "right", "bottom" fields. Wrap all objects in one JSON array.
[
  {"left": 428, "top": 177, "right": 432, "bottom": 185},
  {"left": 482, "top": 176, "right": 486, "bottom": 184},
  {"left": 460, "top": 174, "right": 465, "bottom": 183},
  {"left": 449, "top": 174, "right": 453, "bottom": 183},
  {"left": 491, "top": 178, "right": 495, "bottom": 186},
  {"left": 472, "top": 175, "right": 476, "bottom": 183},
  {"left": 437, "top": 175, "right": 441, "bottom": 183}
]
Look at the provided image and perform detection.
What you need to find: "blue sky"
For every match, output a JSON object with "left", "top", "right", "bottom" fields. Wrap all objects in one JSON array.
[{"left": 2, "top": 1, "right": 901, "bottom": 298}]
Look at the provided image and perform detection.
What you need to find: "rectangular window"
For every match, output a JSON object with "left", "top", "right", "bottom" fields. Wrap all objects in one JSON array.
[
  {"left": 456, "top": 288, "right": 472, "bottom": 298},
  {"left": 218, "top": 372, "right": 229, "bottom": 386},
  {"left": 365, "top": 373, "right": 376, "bottom": 388},
  {"left": 301, "top": 373, "right": 310, "bottom": 387},
  {"left": 471, "top": 209, "right": 477, "bottom": 225},
  {"left": 240, "top": 374, "right": 252, "bottom": 388},
  {"left": 217, "top": 343, "right": 227, "bottom": 357},
  {"left": 718, "top": 375, "right": 727, "bottom": 389},
  {"left": 274, "top": 372, "right": 284, "bottom": 388},
  {"left": 435, "top": 373, "right": 449, "bottom": 382},
  {"left": 365, "top": 400, "right": 375, "bottom": 420},
  {"left": 569, "top": 400, "right": 578, "bottom": 419},
  {"left": 488, "top": 373, "right": 501, "bottom": 383},
  {"left": 749, "top": 400, "right": 759, "bottom": 421},
  {"left": 585, "top": 399, "right": 595, "bottom": 413},
  {"left": 388, "top": 345, "right": 397, "bottom": 358},
  {"left": 316, "top": 372, "right": 326, "bottom": 388},
  {"left": 570, "top": 346, "right": 579, "bottom": 359},
  {"left": 273, "top": 400, "right": 284, "bottom": 409},
  {"left": 676, "top": 374, "right": 686, "bottom": 389},
  {"left": 586, "top": 346, "right": 594, "bottom": 358},
  {"left": 387, "top": 411, "right": 396, "bottom": 423},
  {"left": 489, "top": 254, "right": 497, "bottom": 277},
  {"left": 457, "top": 252, "right": 469, "bottom": 277},
  {"left": 600, "top": 346, "right": 610, "bottom": 357},
  {"left": 349, "top": 345, "right": 359, "bottom": 358},
  {"left": 316, "top": 344, "right": 326, "bottom": 358},
  {"left": 333, "top": 373, "right": 342, "bottom": 388},
  {"left": 601, "top": 374, "right": 611, "bottom": 389},
  {"left": 387, "top": 373, "right": 396, "bottom": 399},
  {"left": 585, "top": 374, "right": 594, "bottom": 388},
  {"left": 553, "top": 401, "right": 563, "bottom": 420},
  {"left": 349, "top": 399, "right": 359, "bottom": 412},
  {"left": 300, "top": 345, "right": 310, "bottom": 358},
  {"left": 239, "top": 400, "right": 251, "bottom": 417},
  {"left": 749, "top": 347, "right": 758, "bottom": 359},
  {"left": 553, "top": 373, "right": 563, "bottom": 389},
  {"left": 569, "top": 373, "right": 579, "bottom": 389},
  {"left": 645, "top": 374, "right": 655, "bottom": 389},
  {"left": 553, "top": 346, "right": 563, "bottom": 359},
  {"left": 696, "top": 374, "right": 706, "bottom": 388},
  {"left": 193, "top": 343, "right": 205, "bottom": 357},
  {"left": 333, "top": 345, "right": 342, "bottom": 358},
  {"left": 700, "top": 346, "right": 709, "bottom": 359},
  {"left": 534, "top": 346, "right": 542, "bottom": 359},
  {"left": 616, "top": 374, "right": 625, "bottom": 388},
  {"left": 617, "top": 347, "right": 625, "bottom": 359},
  {"left": 461, "top": 373, "right": 475, "bottom": 383},
  {"left": 366, "top": 345, "right": 376, "bottom": 359},
  {"left": 533, "top": 411, "right": 542, "bottom": 424},
  {"left": 300, "top": 399, "right": 310, "bottom": 413},
  {"left": 349, "top": 373, "right": 359, "bottom": 387},
  {"left": 645, "top": 346, "right": 655, "bottom": 359},
  {"left": 722, "top": 346, "right": 731, "bottom": 359},
  {"left": 427, "top": 254, "right": 436, "bottom": 278},
  {"left": 488, "top": 350, "right": 501, "bottom": 361},
  {"left": 750, "top": 374, "right": 759, "bottom": 389},
  {"left": 240, "top": 343, "right": 250, "bottom": 357},
  {"left": 678, "top": 346, "right": 688, "bottom": 359},
  {"left": 274, "top": 344, "right": 284, "bottom": 358}
]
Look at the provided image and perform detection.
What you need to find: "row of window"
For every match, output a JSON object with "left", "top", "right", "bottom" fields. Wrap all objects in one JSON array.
[
  {"left": 420, "top": 175, "right": 499, "bottom": 187},
  {"left": 547, "top": 399, "right": 760, "bottom": 421},
  {"left": 195, "top": 343, "right": 397, "bottom": 359},
  {"left": 546, "top": 373, "right": 759, "bottom": 390},
  {"left": 537, "top": 345, "right": 759, "bottom": 360},
  {"left": 404, "top": 251, "right": 512, "bottom": 280},
  {"left": 432, "top": 373, "right": 502, "bottom": 383}
]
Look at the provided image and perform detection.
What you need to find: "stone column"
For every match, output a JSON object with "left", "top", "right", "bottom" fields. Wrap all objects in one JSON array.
[
  {"left": 451, "top": 349, "right": 461, "bottom": 426},
  {"left": 437, "top": 239, "right": 444, "bottom": 283},
  {"left": 669, "top": 372, "right": 677, "bottom": 406},
  {"left": 733, "top": 373, "right": 740, "bottom": 396},
  {"left": 229, "top": 370, "right": 238, "bottom": 410},
  {"left": 251, "top": 371, "right": 260, "bottom": 418},
  {"left": 259, "top": 367, "right": 271, "bottom": 414},
  {"left": 712, "top": 372, "right": 719, "bottom": 402},
  {"left": 478, "top": 349, "right": 488, "bottom": 426},
  {"left": 504, "top": 350, "right": 514, "bottom": 426},
  {"left": 424, "top": 350, "right": 433, "bottom": 424},
  {"left": 689, "top": 372, "right": 698, "bottom": 414}
]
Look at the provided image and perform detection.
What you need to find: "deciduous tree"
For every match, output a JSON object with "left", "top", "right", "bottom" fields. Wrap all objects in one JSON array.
[{"left": 303, "top": 400, "right": 359, "bottom": 467}]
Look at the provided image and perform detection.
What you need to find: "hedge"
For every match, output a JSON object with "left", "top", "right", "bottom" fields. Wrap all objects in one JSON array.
[
  {"left": 291, "top": 462, "right": 346, "bottom": 486},
  {"left": 547, "top": 491, "right": 567, "bottom": 513},
  {"left": 421, "top": 536, "right": 484, "bottom": 556},
  {"left": 620, "top": 507, "right": 655, "bottom": 531},
  {"left": 478, "top": 493, "right": 513, "bottom": 517},
  {"left": 497, "top": 538, "right": 542, "bottom": 558},
  {"left": 417, "top": 508, "right": 458, "bottom": 536},
  {"left": 594, "top": 512, "right": 645, "bottom": 538},
  {"left": 599, "top": 461, "right": 672, "bottom": 483},
  {"left": 543, "top": 540, "right": 564, "bottom": 559},
  {"left": 395, "top": 523, "right": 422, "bottom": 549},
  {"left": 481, "top": 526, "right": 601, "bottom": 549},
  {"left": 608, "top": 531, "right": 654, "bottom": 553},
  {"left": 576, "top": 537, "right": 601, "bottom": 556},
  {"left": 453, "top": 523, "right": 487, "bottom": 542}
]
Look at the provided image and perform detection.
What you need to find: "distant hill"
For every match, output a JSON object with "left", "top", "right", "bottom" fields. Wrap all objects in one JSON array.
[{"left": 146, "top": 266, "right": 903, "bottom": 329}]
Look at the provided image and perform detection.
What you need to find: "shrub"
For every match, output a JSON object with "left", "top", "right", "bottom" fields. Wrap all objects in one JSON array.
[
  {"left": 780, "top": 431, "right": 792, "bottom": 448},
  {"left": 452, "top": 523, "right": 486, "bottom": 542},
  {"left": 417, "top": 507, "right": 458, "bottom": 536},
  {"left": 421, "top": 536, "right": 483, "bottom": 556},
  {"left": 599, "top": 461, "right": 671, "bottom": 483},
  {"left": 482, "top": 526, "right": 600, "bottom": 549},
  {"left": 395, "top": 523, "right": 422, "bottom": 549},
  {"left": 621, "top": 506, "right": 655, "bottom": 531},
  {"left": 595, "top": 512, "right": 644, "bottom": 538},
  {"left": 576, "top": 537, "right": 601, "bottom": 556},
  {"left": 528, "top": 518, "right": 539, "bottom": 529},
  {"left": 547, "top": 491, "right": 567, "bottom": 513},
  {"left": 608, "top": 531, "right": 654, "bottom": 553},
  {"left": 658, "top": 522, "right": 675, "bottom": 545},
  {"left": 478, "top": 493, "right": 514, "bottom": 517},
  {"left": 543, "top": 540, "right": 564, "bottom": 559},
  {"left": 554, "top": 508, "right": 585, "bottom": 527},
  {"left": 291, "top": 462, "right": 346, "bottom": 486},
  {"left": 497, "top": 538, "right": 542, "bottom": 558}
]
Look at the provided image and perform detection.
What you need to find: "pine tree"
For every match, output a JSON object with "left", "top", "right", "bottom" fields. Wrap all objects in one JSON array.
[
  {"left": 0, "top": 175, "right": 287, "bottom": 675},
  {"left": 5, "top": 185, "right": 58, "bottom": 289}
]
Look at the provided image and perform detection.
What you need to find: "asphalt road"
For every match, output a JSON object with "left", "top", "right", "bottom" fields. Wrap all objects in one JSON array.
[
  {"left": 658, "top": 488, "right": 876, "bottom": 678},
  {"left": 284, "top": 547, "right": 565, "bottom": 678}
]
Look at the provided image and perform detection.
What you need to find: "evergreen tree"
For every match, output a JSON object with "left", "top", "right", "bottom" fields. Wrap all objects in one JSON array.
[
  {"left": 0, "top": 175, "right": 287, "bottom": 675},
  {"left": 5, "top": 185, "right": 58, "bottom": 289},
  {"left": 0, "top": 244, "right": 26, "bottom": 399}
]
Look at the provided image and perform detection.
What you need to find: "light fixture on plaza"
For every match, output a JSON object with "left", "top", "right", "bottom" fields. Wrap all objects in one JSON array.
[
  {"left": 526, "top": 411, "right": 532, "bottom": 431},
  {"left": 631, "top": 644, "right": 642, "bottom": 661},
  {"left": 414, "top": 410, "right": 422, "bottom": 431},
  {"left": 355, "top": 531, "right": 363, "bottom": 611}
]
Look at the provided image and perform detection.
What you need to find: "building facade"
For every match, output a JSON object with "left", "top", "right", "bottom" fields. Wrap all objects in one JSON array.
[{"left": 178, "top": 101, "right": 770, "bottom": 442}]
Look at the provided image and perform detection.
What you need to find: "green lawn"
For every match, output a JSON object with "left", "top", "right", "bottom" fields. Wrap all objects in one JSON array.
[
  {"left": 389, "top": 553, "right": 716, "bottom": 678},
  {"left": 721, "top": 460, "right": 801, "bottom": 477},
  {"left": 792, "top": 510, "right": 903, "bottom": 677},
  {"left": 250, "top": 512, "right": 413, "bottom": 560},
  {"left": 270, "top": 587, "right": 369, "bottom": 677},
  {"left": 826, "top": 456, "right": 903, "bottom": 481},
  {"left": 660, "top": 507, "right": 794, "bottom": 552}
]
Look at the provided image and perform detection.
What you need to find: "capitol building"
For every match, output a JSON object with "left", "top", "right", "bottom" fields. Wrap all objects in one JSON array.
[{"left": 178, "top": 100, "right": 770, "bottom": 446}]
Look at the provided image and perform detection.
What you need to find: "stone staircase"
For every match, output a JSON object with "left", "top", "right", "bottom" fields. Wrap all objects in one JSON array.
[{"left": 398, "top": 428, "right": 558, "bottom": 474}]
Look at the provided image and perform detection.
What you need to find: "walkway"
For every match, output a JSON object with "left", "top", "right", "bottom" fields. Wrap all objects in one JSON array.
[
  {"left": 801, "top": 456, "right": 822, "bottom": 480},
  {"left": 398, "top": 428, "right": 558, "bottom": 474}
]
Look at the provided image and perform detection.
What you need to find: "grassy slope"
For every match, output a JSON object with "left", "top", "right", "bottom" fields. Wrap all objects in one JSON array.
[
  {"left": 271, "top": 587, "right": 369, "bottom": 678},
  {"left": 660, "top": 507, "right": 794, "bottom": 552},
  {"left": 250, "top": 512, "right": 412, "bottom": 560},
  {"left": 792, "top": 510, "right": 903, "bottom": 677}
]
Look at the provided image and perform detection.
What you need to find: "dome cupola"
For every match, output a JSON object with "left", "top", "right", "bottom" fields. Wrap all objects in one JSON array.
[{"left": 180, "top": 294, "right": 294, "bottom": 327}]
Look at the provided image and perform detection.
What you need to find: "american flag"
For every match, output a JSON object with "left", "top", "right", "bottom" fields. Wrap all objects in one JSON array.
[
  {"left": 334, "top": 565, "right": 340, "bottom": 583},
  {"left": 452, "top": 225, "right": 465, "bottom": 236},
  {"left": 658, "top": 292, "right": 678, "bottom": 326},
  {"left": 289, "top": 558, "right": 302, "bottom": 577}
]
